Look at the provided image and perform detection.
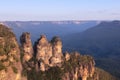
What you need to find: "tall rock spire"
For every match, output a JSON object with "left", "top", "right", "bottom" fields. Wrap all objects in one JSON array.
[
  {"left": 20, "top": 32, "right": 33, "bottom": 62},
  {"left": 35, "top": 35, "right": 64, "bottom": 71},
  {"left": 35, "top": 35, "right": 52, "bottom": 71},
  {"left": 50, "top": 36, "right": 63, "bottom": 66}
]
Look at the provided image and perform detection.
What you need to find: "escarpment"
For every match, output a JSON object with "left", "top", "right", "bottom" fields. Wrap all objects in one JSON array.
[
  {"left": 0, "top": 24, "right": 22, "bottom": 80},
  {"left": 20, "top": 32, "right": 97, "bottom": 80},
  {"left": 0, "top": 24, "right": 117, "bottom": 80}
]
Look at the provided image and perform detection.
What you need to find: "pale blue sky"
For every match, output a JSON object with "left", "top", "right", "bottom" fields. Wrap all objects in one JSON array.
[{"left": 0, "top": 0, "right": 120, "bottom": 21}]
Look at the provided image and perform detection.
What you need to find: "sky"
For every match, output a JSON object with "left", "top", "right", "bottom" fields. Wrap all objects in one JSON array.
[{"left": 0, "top": 0, "right": 120, "bottom": 21}]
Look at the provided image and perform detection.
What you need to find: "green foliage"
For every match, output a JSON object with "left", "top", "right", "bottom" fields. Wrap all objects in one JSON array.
[
  {"left": 95, "top": 68, "right": 118, "bottom": 80},
  {"left": 10, "top": 43, "right": 16, "bottom": 48},
  {"left": 12, "top": 66, "right": 18, "bottom": 74},
  {"left": 20, "top": 47, "right": 24, "bottom": 63},
  {"left": 12, "top": 54, "right": 19, "bottom": 62},
  {"left": 27, "top": 68, "right": 38, "bottom": 80},
  {"left": 0, "top": 24, "right": 16, "bottom": 54},
  {"left": 0, "top": 24, "right": 14, "bottom": 71},
  {"left": 26, "top": 67, "right": 63, "bottom": 80},
  {"left": 87, "top": 67, "right": 118, "bottom": 80},
  {"left": 21, "top": 52, "right": 117, "bottom": 80},
  {"left": 63, "top": 53, "right": 94, "bottom": 73},
  {"left": 0, "top": 47, "right": 5, "bottom": 56},
  {"left": 0, "top": 61, "right": 6, "bottom": 71},
  {"left": 45, "top": 67, "right": 63, "bottom": 80},
  {"left": 96, "top": 58, "right": 120, "bottom": 79},
  {"left": 0, "top": 24, "right": 18, "bottom": 65},
  {"left": 0, "top": 24, "right": 15, "bottom": 37},
  {"left": 25, "top": 53, "right": 96, "bottom": 80}
]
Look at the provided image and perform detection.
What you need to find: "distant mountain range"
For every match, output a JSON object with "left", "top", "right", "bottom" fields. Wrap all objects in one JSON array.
[
  {"left": 63, "top": 20, "right": 120, "bottom": 78},
  {"left": 63, "top": 21, "right": 120, "bottom": 56},
  {"left": 2, "top": 21, "right": 99, "bottom": 42}
]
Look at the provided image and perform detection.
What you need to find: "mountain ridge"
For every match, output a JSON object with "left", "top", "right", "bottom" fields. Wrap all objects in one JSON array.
[
  {"left": 2, "top": 21, "right": 98, "bottom": 42},
  {"left": 63, "top": 21, "right": 120, "bottom": 79}
]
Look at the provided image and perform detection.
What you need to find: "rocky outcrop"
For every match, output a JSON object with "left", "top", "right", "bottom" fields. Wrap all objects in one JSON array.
[
  {"left": 0, "top": 24, "right": 96, "bottom": 80},
  {"left": 20, "top": 32, "right": 34, "bottom": 80},
  {"left": 0, "top": 24, "right": 22, "bottom": 80},
  {"left": 19, "top": 33, "right": 96, "bottom": 80},
  {"left": 20, "top": 32, "right": 33, "bottom": 62},
  {"left": 50, "top": 36, "right": 63, "bottom": 66},
  {"left": 62, "top": 52, "right": 95, "bottom": 80},
  {"left": 36, "top": 35, "right": 52, "bottom": 64},
  {"left": 64, "top": 51, "right": 70, "bottom": 61},
  {"left": 35, "top": 35, "right": 63, "bottom": 71}
]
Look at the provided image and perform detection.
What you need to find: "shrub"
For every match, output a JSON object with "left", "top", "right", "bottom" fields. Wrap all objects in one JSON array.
[
  {"left": 12, "top": 66, "right": 18, "bottom": 74},
  {"left": 0, "top": 61, "right": 6, "bottom": 71}
]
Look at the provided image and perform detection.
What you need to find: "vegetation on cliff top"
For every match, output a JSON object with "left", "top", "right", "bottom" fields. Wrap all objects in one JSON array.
[
  {"left": 0, "top": 24, "right": 16, "bottom": 56},
  {"left": 0, "top": 24, "right": 18, "bottom": 73},
  {"left": 24, "top": 52, "right": 117, "bottom": 80}
]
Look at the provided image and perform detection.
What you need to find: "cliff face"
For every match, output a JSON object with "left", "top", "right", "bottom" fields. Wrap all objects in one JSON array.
[
  {"left": 0, "top": 23, "right": 115, "bottom": 80},
  {"left": 20, "top": 33, "right": 96, "bottom": 80},
  {"left": 20, "top": 32, "right": 33, "bottom": 63},
  {"left": 0, "top": 24, "right": 22, "bottom": 80},
  {"left": 35, "top": 35, "right": 63, "bottom": 71},
  {"left": 62, "top": 52, "right": 95, "bottom": 80}
]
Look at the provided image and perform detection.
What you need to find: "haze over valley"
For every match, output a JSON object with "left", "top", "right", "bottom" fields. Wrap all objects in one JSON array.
[{"left": 2, "top": 21, "right": 98, "bottom": 42}]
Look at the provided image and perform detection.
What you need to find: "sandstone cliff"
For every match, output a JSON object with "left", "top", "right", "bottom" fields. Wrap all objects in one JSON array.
[
  {"left": 20, "top": 32, "right": 33, "bottom": 63},
  {"left": 20, "top": 33, "right": 96, "bottom": 80},
  {"left": 62, "top": 52, "right": 95, "bottom": 80},
  {"left": 34, "top": 35, "right": 63, "bottom": 71},
  {"left": 0, "top": 24, "right": 22, "bottom": 80}
]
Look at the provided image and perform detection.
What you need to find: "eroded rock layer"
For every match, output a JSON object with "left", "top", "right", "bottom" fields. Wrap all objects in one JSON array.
[
  {"left": 20, "top": 33, "right": 96, "bottom": 80},
  {"left": 0, "top": 24, "right": 22, "bottom": 80}
]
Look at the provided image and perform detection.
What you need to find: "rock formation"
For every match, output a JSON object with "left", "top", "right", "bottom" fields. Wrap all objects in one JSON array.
[
  {"left": 62, "top": 52, "right": 95, "bottom": 80},
  {"left": 20, "top": 32, "right": 34, "bottom": 79},
  {"left": 20, "top": 32, "right": 33, "bottom": 62},
  {"left": 35, "top": 35, "right": 63, "bottom": 71},
  {"left": 0, "top": 23, "right": 115, "bottom": 80},
  {"left": 19, "top": 33, "right": 96, "bottom": 80},
  {"left": 0, "top": 24, "right": 22, "bottom": 80},
  {"left": 64, "top": 51, "right": 70, "bottom": 61},
  {"left": 19, "top": 32, "right": 97, "bottom": 80},
  {"left": 50, "top": 36, "right": 63, "bottom": 66}
]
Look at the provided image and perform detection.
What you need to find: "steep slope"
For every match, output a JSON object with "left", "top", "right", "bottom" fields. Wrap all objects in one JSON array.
[
  {"left": 0, "top": 24, "right": 22, "bottom": 80},
  {"left": 63, "top": 21, "right": 120, "bottom": 78},
  {"left": 89, "top": 68, "right": 117, "bottom": 80}
]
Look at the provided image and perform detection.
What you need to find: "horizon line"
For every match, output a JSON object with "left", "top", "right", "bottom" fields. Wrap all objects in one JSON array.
[{"left": 0, "top": 19, "right": 119, "bottom": 22}]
